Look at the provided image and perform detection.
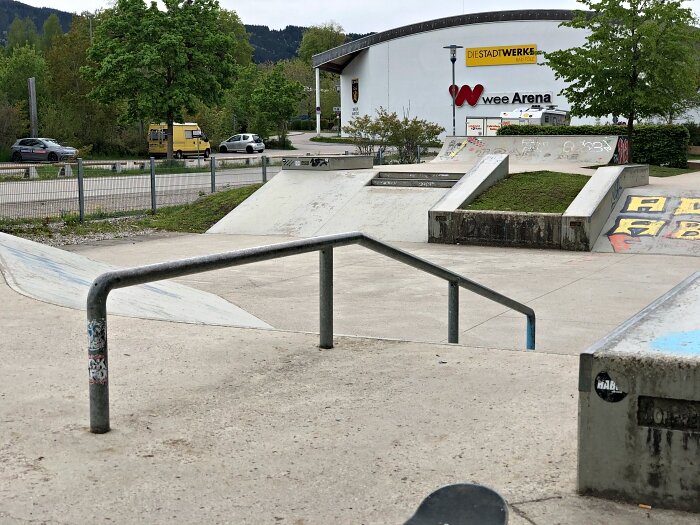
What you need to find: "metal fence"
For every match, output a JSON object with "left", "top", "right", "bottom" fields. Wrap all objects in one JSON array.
[{"left": 0, "top": 156, "right": 280, "bottom": 221}]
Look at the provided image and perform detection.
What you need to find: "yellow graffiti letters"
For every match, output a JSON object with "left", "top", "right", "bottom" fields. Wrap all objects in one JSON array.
[
  {"left": 673, "top": 198, "right": 700, "bottom": 216},
  {"left": 668, "top": 221, "right": 700, "bottom": 240},
  {"left": 623, "top": 196, "right": 667, "bottom": 213},
  {"left": 611, "top": 218, "right": 667, "bottom": 237}
]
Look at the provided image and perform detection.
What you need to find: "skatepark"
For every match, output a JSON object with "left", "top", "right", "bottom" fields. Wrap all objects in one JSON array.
[{"left": 1, "top": 136, "right": 699, "bottom": 523}]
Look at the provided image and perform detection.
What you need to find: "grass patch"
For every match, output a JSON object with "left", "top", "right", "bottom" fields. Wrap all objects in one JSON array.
[
  {"left": 138, "top": 184, "right": 261, "bottom": 233},
  {"left": 0, "top": 184, "right": 261, "bottom": 240},
  {"left": 462, "top": 171, "right": 590, "bottom": 213},
  {"left": 648, "top": 165, "right": 699, "bottom": 177}
]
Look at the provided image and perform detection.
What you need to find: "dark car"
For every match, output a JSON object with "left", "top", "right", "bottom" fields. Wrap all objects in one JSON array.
[{"left": 11, "top": 138, "right": 78, "bottom": 163}]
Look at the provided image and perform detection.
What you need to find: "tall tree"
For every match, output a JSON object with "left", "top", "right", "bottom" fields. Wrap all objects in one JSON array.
[
  {"left": 41, "top": 13, "right": 63, "bottom": 53},
  {"left": 297, "top": 21, "right": 345, "bottom": 63},
  {"left": 83, "top": 0, "right": 242, "bottom": 159},
  {"left": 544, "top": 0, "right": 699, "bottom": 154},
  {"left": 45, "top": 16, "right": 123, "bottom": 152},
  {"left": 252, "top": 64, "right": 303, "bottom": 145},
  {"left": 6, "top": 16, "right": 40, "bottom": 52},
  {"left": 0, "top": 44, "right": 47, "bottom": 104}
]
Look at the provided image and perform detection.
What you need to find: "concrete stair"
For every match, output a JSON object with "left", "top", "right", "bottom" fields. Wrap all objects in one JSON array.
[{"left": 370, "top": 171, "right": 462, "bottom": 188}]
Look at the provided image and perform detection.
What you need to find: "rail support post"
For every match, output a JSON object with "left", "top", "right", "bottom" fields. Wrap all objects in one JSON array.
[
  {"left": 149, "top": 157, "right": 157, "bottom": 213},
  {"left": 210, "top": 155, "right": 216, "bottom": 194},
  {"left": 77, "top": 158, "right": 85, "bottom": 222},
  {"left": 526, "top": 314, "right": 536, "bottom": 351},
  {"left": 87, "top": 294, "right": 110, "bottom": 433},
  {"left": 448, "top": 280, "right": 459, "bottom": 343},
  {"left": 319, "top": 247, "right": 333, "bottom": 349},
  {"left": 262, "top": 155, "right": 268, "bottom": 183}
]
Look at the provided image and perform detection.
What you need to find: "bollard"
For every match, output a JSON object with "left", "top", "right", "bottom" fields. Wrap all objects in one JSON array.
[
  {"left": 150, "top": 157, "right": 157, "bottom": 213},
  {"left": 262, "top": 155, "right": 267, "bottom": 183},
  {"left": 210, "top": 155, "right": 216, "bottom": 193},
  {"left": 77, "top": 158, "right": 85, "bottom": 222},
  {"left": 417, "top": 145, "right": 421, "bottom": 164}
]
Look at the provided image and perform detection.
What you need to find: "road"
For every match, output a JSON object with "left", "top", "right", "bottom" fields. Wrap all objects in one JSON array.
[{"left": 0, "top": 133, "right": 353, "bottom": 220}]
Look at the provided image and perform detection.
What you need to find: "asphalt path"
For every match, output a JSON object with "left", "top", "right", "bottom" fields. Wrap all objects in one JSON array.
[{"left": 0, "top": 133, "right": 352, "bottom": 219}]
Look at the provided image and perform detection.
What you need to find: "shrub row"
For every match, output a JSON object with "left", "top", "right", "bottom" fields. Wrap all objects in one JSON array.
[
  {"left": 497, "top": 124, "right": 689, "bottom": 167},
  {"left": 289, "top": 118, "right": 338, "bottom": 131}
]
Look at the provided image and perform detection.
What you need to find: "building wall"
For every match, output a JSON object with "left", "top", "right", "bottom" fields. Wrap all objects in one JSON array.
[{"left": 339, "top": 20, "right": 590, "bottom": 137}]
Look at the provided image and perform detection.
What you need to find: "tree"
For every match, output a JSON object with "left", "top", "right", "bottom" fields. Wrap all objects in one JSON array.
[
  {"left": 0, "top": 45, "right": 47, "bottom": 105},
  {"left": 83, "top": 0, "right": 243, "bottom": 159},
  {"left": 6, "top": 16, "right": 40, "bottom": 52},
  {"left": 219, "top": 9, "right": 253, "bottom": 66},
  {"left": 297, "top": 21, "right": 345, "bottom": 64},
  {"left": 251, "top": 64, "right": 303, "bottom": 145},
  {"left": 41, "top": 14, "right": 64, "bottom": 53},
  {"left": 543, "top": 0, "right": 699, "bottom": 155},
  {"left": 44, "top": 16, "right": 126, "bottom": 153},
  {"left": 229, "top": 63, "right": 263, "bottom": 132}
]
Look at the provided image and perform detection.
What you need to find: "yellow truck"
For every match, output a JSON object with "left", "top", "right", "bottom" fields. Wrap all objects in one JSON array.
[{"left": 147, "top": 122, "right": 211, "bottom": 159}]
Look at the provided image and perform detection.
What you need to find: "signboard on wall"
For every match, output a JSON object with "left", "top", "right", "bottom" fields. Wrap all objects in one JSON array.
[
  {"left": 466, "top": 118, "right": 484, "bottom": 136},
  {"left": 466, "top": 44, "right": 537, "bottom": 66},
  {"left": 486, "top": 119, "right": 502, "bottom": 136}
]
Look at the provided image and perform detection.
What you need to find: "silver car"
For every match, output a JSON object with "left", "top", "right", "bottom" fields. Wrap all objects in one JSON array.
[
  {"left": 219, "top": 133, "right": 265, "bottom": 154},
  {"left": 11, "top": 138, "right": 78, "bottom": 163}
]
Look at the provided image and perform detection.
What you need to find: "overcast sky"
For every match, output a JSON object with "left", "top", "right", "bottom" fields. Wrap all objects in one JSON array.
[{"left": 17, "top": 0, "right": 700, "bottom": 33}]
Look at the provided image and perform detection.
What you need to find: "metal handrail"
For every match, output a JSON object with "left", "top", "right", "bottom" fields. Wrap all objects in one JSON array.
[{"left": 86, "top": 231, "right": 535, "bottom": 433}]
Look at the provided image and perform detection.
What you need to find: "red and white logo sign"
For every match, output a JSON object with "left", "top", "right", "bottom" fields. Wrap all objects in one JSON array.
[{"left": 449, "top": 84, "right": 484, "bottom": 107}]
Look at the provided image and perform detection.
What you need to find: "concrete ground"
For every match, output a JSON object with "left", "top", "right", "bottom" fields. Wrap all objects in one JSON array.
[{"left": 2, "top": 232, "right": 699, "bottom": 524}]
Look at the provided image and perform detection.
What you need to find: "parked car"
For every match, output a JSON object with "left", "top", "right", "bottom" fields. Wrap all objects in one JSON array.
[
  {"left": 11, "top": 138, "right": 78, "bottom": 163},
  {"left": 219, "top": 134, "right": 265, "bottom": 154}
]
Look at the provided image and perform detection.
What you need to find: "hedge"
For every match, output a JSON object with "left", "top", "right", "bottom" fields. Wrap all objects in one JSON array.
[{"left": 497, "top": 124, "right": 689, "bottom": 167}]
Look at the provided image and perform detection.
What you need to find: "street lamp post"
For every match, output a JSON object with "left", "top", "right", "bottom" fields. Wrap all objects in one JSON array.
[{"left": 443, "top": 45, "right": 463, "bottom": 136}]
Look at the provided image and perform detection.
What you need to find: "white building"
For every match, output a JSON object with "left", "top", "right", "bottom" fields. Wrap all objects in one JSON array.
[{"left": 312, "top": 10, "right": 593, "bottom": 137}]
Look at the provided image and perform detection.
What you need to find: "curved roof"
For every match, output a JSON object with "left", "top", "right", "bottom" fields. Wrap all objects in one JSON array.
[{"left": 312, "top": 9, "right": 577, "bottom": 73}]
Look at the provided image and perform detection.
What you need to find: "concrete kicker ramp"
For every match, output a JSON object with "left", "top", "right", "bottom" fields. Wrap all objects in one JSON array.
[
  {"left": 435, "top": 135, "right": 623, "bottom": 166},
  {"left": 0, "top": 233, "right": 271, "bottom": 328},
  {"left": 207, "top": 169, "right": 451, "bottom": 242},
  {"left": 593, "top": 188, "right": 700, "bottom": 255}
]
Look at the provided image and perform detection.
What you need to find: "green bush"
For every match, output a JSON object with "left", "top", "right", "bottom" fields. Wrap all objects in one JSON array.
[
  {"left": 266, "top": 137, "right": 294, "bottom": 149},
  {"left": 497, "top": 124, "right": 689, "bottom": 168},
  {"left": 682, "top": 122, "right": 700, "bottom": 146},
  {"left": 289, "top": 119, "right": 315, "bottom": 131}
]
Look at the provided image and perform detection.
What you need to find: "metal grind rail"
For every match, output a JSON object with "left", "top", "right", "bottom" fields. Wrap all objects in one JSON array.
[{"left": 87, "top": 231, "right": 536, "bottom": 433}]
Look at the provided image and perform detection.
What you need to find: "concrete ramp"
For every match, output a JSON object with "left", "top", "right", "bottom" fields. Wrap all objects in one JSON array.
[
  {"left": 435, "top": 135, "right": 623, "bottom": 166},
  {"left": 593, "top": 188, "right": 700, "bottom": 255},
  {"left": 0, "top": 233, "right": 271, "bottom": 328},
  {"left": 208, "top": 169, "right": 449, "bottom": 242}
]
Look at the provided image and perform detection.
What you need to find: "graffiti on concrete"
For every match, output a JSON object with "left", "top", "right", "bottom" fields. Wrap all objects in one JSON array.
[
  {"left": 607, "top": 196, "right": 700, "bottom": 252},
  {"left": 440, "top": 136, "right": 623, "bottom": 164}
]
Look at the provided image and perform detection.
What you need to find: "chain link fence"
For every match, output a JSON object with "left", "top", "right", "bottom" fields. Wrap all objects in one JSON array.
[{"left": 0, "top": 156, "right": 281, "bottom": 221}]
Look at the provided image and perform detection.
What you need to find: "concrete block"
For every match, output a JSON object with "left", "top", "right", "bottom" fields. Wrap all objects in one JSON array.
[
  {"left": 431, "top": 209, "right": 562, "bottom": 247},
  {"left": 578, "top": 272, "right": 700, "bottom": 512},
  {"left": 25, "top": 166, "right": 39, "bottom": 179},
  {"left": 57, "top": 164, "right": 72, "bottom": 178}
]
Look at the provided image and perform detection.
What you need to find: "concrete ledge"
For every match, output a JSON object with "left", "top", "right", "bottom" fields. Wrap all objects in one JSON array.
[
  {"left": 562, "top": 165, "right": 649, "bottom": 251},
  {"left": 578, "top": 272, "right": 700, "bottom": 512},
  {"left": 282, "top": 155, "right": 373, "bottom": 170},
  {"left": 431, "top": 209, "right": 562, "bottom": 247}
]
